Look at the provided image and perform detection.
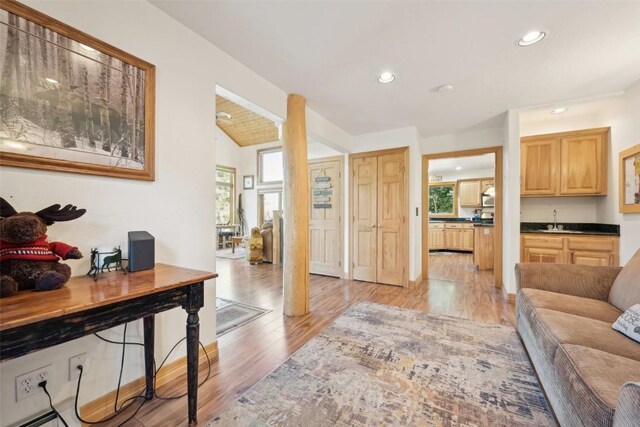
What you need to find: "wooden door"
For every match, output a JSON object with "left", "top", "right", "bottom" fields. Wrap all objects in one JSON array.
[
  {"left": 521, "top": 138, "right": 559, "bottom": 196},
  {"left": 309, "top": 159, "right": 342, "bottom": 277},
  {"left": 523, "top": 247, "right": 564, "bottom": 264},
  {"left": 459, "top": 180, "right": 481, "bottom": 207},
  {"left": 376, "top": 153, "right": 405, "bottom": 286},
  {"left": 352, "top": 156, "right": 377, "bottom": 282},
  {"left": 462, "top": 229, "right": 474, "bottom": 251},
  {"left": 560, "top": 134, "right": 606, "bottom": 195},
  {"left": 569, "top": 250, "right": 612, "bottom": 267}
]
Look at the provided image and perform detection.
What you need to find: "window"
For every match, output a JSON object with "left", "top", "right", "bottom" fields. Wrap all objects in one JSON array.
[
  {"left": 216, "top": 166, "right": 236, "bottom": 225},
  {"left": 258, "top": 147, "right": 284, "bottom": 185},
  {"left": 428, "top": 181, "right": 458, "bottom": 217},
  {"left": 258, "top": 190, "right": 282, "bottom": 225}
]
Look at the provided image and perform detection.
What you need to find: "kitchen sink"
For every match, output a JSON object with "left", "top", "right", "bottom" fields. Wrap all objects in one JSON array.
[{"left": 534, "top": 229, "right": 584, "bottom": 234}]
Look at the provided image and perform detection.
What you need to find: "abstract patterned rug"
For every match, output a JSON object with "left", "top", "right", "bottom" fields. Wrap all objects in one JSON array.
[
  {"left": 208, "top": 302, "right": 555, "bottom": 426},
  {"left": 216, "top": 298, "right": 270, "bottom": 337}
]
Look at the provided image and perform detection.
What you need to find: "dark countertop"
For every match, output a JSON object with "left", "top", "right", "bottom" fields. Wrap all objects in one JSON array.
[
  {"left": 520, "top": 222, "right": 620, "bottom": 236},
  {"left": 429, "top": 218, "right": 493, "bottom": 225},
  {"left": 474, "top": 223, "right": 494, "bottom": 227}
]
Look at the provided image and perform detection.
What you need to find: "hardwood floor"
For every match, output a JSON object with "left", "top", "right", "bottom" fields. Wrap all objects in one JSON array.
[
  {"left": 428, "top": 251, "right": 495, "bottom": 286},
  {"left": 104, "top": 258, "right": 513, "bottom": 426}
]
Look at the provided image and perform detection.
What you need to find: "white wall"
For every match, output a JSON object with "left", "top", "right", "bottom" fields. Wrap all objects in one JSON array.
[
  {"left": 0, "top": 1, "right": 349, "bottom": 425},
  {"left": 503, "top": 110, "right": 521, "bottom": 295},
  {"left": 437, "top": 168, "right": 495, "bottom": 218},
  {"left": 520, "top": 197, "right": 599, "bottom": 223},
  {"left": 421, "top": 127, "right": 504, "bottom": 154}
]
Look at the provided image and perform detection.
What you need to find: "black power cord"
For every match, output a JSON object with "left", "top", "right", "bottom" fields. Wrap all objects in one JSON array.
[
  {"left": 74, "top": 323, "right": 212, "bottom": 424},
  {"left": 39, "top": 380, "right": 69, "bottom": 427}
]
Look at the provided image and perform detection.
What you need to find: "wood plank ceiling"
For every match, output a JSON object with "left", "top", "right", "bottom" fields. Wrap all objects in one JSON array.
[{"left": 216, "top": 95, "right": 279, "bottom": 147}]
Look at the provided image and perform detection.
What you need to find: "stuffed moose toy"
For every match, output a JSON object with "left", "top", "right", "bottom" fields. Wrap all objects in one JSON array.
[{"left": 0, "top": 198, "right": 86, "bottom": 298}]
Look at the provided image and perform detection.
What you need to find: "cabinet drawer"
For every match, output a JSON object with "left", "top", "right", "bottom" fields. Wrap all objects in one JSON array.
[
  {"left": 463, "top": 224, "right": 475, "bottom": 229},
  {"left": 522, "top": 234, "right": 564, "bottom": 249},
  {"left": 445, "top": 223, "right": 463, "bottom": 229},
  {"left": 429, "top": 223, "right": 444, "bottom": 229},
  {"left": 567, "top": 236, "right": 617, "bottom": 252}
]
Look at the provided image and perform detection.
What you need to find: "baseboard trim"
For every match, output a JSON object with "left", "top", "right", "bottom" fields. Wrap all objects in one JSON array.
[
  {"left": 501, "top": 285, "right": 516, "bottom": 304},
  {"left": 409, "top": 273, "right": 423, "bottom": 287},
  {"left": 80, "top": 340, "right": 218, "bottom": 422}
]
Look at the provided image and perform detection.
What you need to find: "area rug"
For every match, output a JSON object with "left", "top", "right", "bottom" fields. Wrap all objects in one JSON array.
[
  {"left": 217, "top": 248, "right": 246, "bottom": 260},
  {"left": 208, "top": 302, "right": 555, "bottom": 426},
  {"left": 216, "top": 298, "right": 270, "bottom": 337}
]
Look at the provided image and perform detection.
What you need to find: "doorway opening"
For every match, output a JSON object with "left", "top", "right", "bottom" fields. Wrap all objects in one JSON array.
[{"left": 422, "top": 147, "right": 503, "bottom": 289}]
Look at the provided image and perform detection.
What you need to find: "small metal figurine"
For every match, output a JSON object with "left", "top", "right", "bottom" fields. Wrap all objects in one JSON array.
[{"left": 87, "top": 246, "right": 126, "bottom": 281}]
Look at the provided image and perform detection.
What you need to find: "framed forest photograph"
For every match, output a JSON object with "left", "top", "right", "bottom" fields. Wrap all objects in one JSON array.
[{"left": 0, "top": 1, "right": 155, "bottom": 180}]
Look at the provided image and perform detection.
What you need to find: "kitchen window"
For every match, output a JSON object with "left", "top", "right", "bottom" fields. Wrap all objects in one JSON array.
[{"left": 216, "top": 166, "right": 236, "bottom": 224}]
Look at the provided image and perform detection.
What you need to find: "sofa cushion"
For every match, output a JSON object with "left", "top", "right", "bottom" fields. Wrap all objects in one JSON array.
[
  {"left": 531, "top": 309, "right": 640, "bottom": 362},
  {"left": 609, "top": 249, "right": 640, "bottom": 312},
  {"left": 554, "top": 344, "right": 640, "bottom": 427},
  {"left": 519, "top": 288, "right": 622, "bottom": 323}
]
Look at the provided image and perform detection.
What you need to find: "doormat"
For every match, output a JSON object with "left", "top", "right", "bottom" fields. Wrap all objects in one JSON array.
[
  {"left": 216, "top": 298, "right": 270, "bottom": 337},
  {"left": 209, "top": 302, "right": 555, "bottom": 426},
  {"left": 217, "top": 248, "right": 246, "bottom": 259}
]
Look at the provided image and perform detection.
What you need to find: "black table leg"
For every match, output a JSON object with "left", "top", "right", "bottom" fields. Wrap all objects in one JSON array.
[
  {"left": 183, "top": 282, "right": 204, "bottom": 426},
  {"left": 143, "top": 315, "right": 155, "bottom": 400}
]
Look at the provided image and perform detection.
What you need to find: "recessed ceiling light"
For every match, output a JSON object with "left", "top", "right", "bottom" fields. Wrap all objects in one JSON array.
[
  {"left": 44, "top": 77, "right": 58, "bottom": 84},
  {"left": 377, "top": 71, "right": 395, "bottom": 84},
  {"left": 216, "top": 112, "right": 232, "bottom": 121},
  {"left": 551, "top": 107, "right": 568, "bottom": 114},
  {"left": 518, "top": 30, "right": 546, "bottom": 47},
  {"left": 455, "top": 166, "right": 462, "bottom": 170},
  {"left": 79, "top": 43, "right": 97, "bottom": 52},
  {"left": 437, "top": 84, "right": 454, "bottom": 93}
]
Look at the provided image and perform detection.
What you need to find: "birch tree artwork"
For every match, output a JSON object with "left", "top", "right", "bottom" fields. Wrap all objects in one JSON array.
[{"left": 0, "top": 9, "right": 149, "bottom": 173}]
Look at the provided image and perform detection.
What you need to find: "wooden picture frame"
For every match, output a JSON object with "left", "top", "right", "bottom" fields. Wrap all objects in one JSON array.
[
  {"left": 243, "top": 175, "right": 254, "bottom": 190},
  {"left": 619, "top": 144, "right": 640, "bottom": 213},
  {"left": 428, "top": 181, "right": 458, "bottom": 218},
  {"left": 0, "top": 0, "right": 155, "bottom": 180}
]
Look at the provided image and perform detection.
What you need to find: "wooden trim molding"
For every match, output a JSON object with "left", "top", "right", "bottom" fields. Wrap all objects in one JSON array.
[
  {"left": 81, "top": 341, "right": 218, "bottom": 422},
  {"left": 409, "top": 273, "right": 423, "bottom": 287},
  {"left": 422, "top": 146, "right": 503, "bottom": 289}
]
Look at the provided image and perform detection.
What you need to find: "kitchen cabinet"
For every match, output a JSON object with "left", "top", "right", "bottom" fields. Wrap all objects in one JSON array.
[
  {"left": 520, "top": 233, "right": 619, "bottom": 266},
  {"left": 462, "top": 226, "right": 474, "bottom": 251},
  {"left": 481, "top": 179, "right": 494, "bottom": 194},
  {"left": 473, "top": 226, "right": 494, "bottom": 270},
  {"left": 445, "top": 225, "right": 462, "bottom": 249},
  {"left": 458, "top": 180, "right": 482, "bottom": 207},
  {"left": 521, "top": 127, "right": 609, "bottom": 197},
  {"left": 428, "top": 223, "right": 445, "bottom": 250}
]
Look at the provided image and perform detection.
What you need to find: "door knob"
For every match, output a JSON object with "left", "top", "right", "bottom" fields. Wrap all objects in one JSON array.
[{"left": 371, "top": 224, "right": 377, "bottom": 228}]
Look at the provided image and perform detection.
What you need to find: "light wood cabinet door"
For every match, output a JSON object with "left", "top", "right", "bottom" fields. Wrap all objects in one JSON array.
[
  {"left": 376, "top": 153, "right": 406, "bottom": 286},
  {"left": 481, "top": 179, "right": 494, "bottom": 194},
  {"left": 444, "top": 228, "right": 461, "bottom": 250},
  {"left": 352, "top": 156, "right": 377, "bottom": 282},
  {"left": 429, "top": 228, "right": 444, "bottom": 250},
  {"left": 521, "top": 138, "right": 559, "bottom": 196},
  {"left": 462, "top": 229, "right": 474, "bottom": 251},
  {"left": 560, "top": 133, "right": 606, "bottom": 195},
  {"left": 569, "top": 250, "right": 613, "bottom": 267},
  {"left": 309, "top": 159, "right": 342, "bottom": 278},
  {"left": 523, "top": 247, "right": 564, "bottom": 264},
  {"left": 459, "top": 180, "right": 482, "bottom": 207}
]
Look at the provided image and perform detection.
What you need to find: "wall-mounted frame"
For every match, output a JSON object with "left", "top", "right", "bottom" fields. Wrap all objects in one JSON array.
[
  {"left": 0, "top": 1, "right": 155, "bottom": 180},
  {"left": 243, "top": 175, "right": 254, "bottom": 190},
  {"left": 428, "top": 181, "right": 458, "bottom": 218},
  {"left": 619, "top": 143, "right": 640, "bottom": 213}
]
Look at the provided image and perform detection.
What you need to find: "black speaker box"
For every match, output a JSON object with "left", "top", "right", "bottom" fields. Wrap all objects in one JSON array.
[{"left": 128, "top": 231, "right": 154, "bottom": 272}]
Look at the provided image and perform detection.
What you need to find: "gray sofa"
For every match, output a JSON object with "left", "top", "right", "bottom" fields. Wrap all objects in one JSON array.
[{"left": 515, "top": 250, "right": 640, "bottom": 427}]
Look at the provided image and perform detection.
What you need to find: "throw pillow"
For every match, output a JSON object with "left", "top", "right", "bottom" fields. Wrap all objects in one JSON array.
[{"left": 612, "top": 303, "right": 640, "bottom": 344}]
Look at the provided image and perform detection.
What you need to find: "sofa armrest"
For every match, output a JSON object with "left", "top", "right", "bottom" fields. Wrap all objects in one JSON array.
[
  {"left": 515, "top": 263, "right": 621, "bottom": 301},
  {"left": 614, "top": 382, "right": 640, "bottom": 427}
]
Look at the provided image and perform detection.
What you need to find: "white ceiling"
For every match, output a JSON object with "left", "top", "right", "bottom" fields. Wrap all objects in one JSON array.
[
  {"left": 429, "top": 153, "right": 495, "bottom": 175},
  {"left": 152, "top": 1, "right": 640, "bottom": 138}
]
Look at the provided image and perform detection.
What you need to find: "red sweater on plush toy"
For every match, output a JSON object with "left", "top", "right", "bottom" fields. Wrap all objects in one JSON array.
[{"left": 0, "top": 198, "right": 86, "bottom": 298}]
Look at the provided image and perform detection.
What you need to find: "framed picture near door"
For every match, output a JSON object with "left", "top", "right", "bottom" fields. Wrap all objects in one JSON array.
[
  {"left": 619, "top": 144, "right": 640, "bottom": 213},
  {"left": 0, "top": 1, "right": 156, "bottom": 180}
]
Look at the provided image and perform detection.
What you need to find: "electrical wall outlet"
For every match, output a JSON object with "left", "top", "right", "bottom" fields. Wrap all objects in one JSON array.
[
  {"left": 15, "top": 364, "right": 52, "bottom": 401},
  {"left": 69, "top": 353, "right": 87, "bottom": 381}
]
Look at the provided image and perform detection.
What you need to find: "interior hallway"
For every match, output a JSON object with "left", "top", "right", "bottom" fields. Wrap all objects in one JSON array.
[{"left": 101, "top": 258, "right": 513, "bottom": 426}]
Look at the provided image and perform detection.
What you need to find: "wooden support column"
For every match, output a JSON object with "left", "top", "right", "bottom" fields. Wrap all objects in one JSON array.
[{"left": 282, "top": 94, "right": 310, "bottom": 316}]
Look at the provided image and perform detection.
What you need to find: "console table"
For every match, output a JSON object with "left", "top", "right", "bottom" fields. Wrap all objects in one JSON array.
[{"left": 0, "top": 263, "right": 216, "bottom": 426}]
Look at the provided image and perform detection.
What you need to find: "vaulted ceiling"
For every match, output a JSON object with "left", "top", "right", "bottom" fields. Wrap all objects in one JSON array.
[
  {"left": 154, "top": 1, "right": 640, "bottom": 138},
  {"left": 215, "top": 95, "right": 279, "bottom": 147}
]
